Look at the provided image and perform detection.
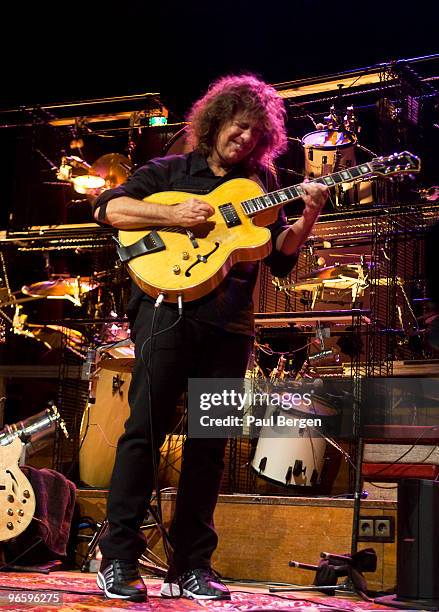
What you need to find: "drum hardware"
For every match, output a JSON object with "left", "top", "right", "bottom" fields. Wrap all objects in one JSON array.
[
  {"left": 270, "top": 548, "right": 377, "bottom": 596},
  {"left": 269, "top": 355, "right": 288, "bottom": 383},
  {"left": 100, "top": 320, "right": 131, "bottom": 344},
  {"left": 251, "top": 329, "right": 347, "bottom": 489},
  {"left": 273, "top": 260, "right": 374, "bottom": 308},
  {"left": 112, "top": 374, "right": 125, "bottom": 394}
]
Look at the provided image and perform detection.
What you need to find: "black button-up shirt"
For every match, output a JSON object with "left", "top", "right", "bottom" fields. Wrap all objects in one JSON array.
[{"left": 94, "top": 151, "right": 298, "bottom": 336}]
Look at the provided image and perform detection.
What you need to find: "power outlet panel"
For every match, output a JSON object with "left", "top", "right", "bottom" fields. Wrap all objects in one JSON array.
[{"left": 358, "top": 515, "right": 395, "bottom": 542}]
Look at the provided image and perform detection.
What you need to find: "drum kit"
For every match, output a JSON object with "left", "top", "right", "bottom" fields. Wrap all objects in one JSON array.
[{"left": 57, "top": 152, "right": 132, "bottom": 202}]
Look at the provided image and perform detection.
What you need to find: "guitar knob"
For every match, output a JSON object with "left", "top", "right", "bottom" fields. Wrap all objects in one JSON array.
[
  {"left": 23, "top": 490, "right": 30, "bottom": 498},
  {"left": 18, "top": 509, "right": 24, "bottom": 517},
  {"left": 182, "top": 251, "right": 189, "bottom": 260},
  {"left": 7, "top": 522, "right": 13, "bottom": 530},
  {"left": 7, "top": 509, "right": 13, "bottom": 516},
  {"left": 7, "top": 495, "right": 14, "bottom": 503},
  {"left": 172, "top": 265, "right": 181, "bottom": 275}
]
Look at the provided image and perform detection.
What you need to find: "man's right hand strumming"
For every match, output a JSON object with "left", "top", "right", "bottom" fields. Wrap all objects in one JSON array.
[
  {"left": 169, "top": 198, "right": 215, "bottom": 227},
  {"left": 94, "top": 195, "right": 214, "bottom": 229}
]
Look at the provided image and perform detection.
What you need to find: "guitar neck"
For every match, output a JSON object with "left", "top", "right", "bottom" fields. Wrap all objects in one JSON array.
[{"left": 241, "top": 160, "right": 375, "bottom": 216}]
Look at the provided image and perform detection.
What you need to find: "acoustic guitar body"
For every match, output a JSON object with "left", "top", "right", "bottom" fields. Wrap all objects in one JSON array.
[{"left": 0, "top": 437, "right": 36, "bottom": 542}]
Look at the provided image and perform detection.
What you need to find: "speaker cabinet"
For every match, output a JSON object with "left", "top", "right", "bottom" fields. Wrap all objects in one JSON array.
[
  {"left": 397, "top": 478, "right": 439, "bottom": 603},
  {"left": 377, "top": 478, "right": 439, "bottom": 609}
]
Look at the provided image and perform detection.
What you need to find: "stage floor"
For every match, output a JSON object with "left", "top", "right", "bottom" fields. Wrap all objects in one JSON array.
[{"left": 0, "top": 570, "right": 396, "bottom": 611}]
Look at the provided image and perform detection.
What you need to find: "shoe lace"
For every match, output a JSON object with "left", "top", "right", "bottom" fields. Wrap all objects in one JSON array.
[
  {"left": 189, "top": 567, "right": 224, "bottom": 585},
  {"left": 115, "top": 559, "right": 141, "bottom": 582}
]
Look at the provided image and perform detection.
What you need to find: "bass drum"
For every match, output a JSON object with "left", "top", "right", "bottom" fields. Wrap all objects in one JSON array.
[
  {"left": 251, "top": 395, "right": 336, "bottom": 487},
  {"left": 79, "top": 367, "right": 183, "bottom": 488},
  {"left": 301, "top": 129, "right": 356, "bottom": 178},
  {"left": 162, "top": 126, "right": 194, "bottom": 156}
]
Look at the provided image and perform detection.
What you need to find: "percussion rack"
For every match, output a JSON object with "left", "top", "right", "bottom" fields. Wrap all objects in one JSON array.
[{"left": 274, "top": 53, "right": 439, "bottom": 102}]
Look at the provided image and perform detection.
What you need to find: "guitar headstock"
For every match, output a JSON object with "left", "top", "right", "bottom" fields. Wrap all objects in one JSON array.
[{"left": 370, "top": 151, "right": 421, "bottom": 177}]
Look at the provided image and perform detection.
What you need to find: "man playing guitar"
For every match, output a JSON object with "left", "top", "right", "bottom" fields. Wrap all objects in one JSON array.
[{"left": 94, "top": 73, "right": 328, "bottom": 602}]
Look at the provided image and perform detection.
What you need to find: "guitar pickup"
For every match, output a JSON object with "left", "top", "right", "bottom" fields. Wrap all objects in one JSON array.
[
  {"left": 116, "top": 231, "right": 166, "bottom": 264},
  {"left": 219, "top": 203, "right": 242, "bottom": 228}
]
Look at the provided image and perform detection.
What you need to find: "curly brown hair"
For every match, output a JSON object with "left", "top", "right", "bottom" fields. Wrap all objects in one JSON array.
[{"left": 186, "top": 74, "right": 287, "bottom": 171}]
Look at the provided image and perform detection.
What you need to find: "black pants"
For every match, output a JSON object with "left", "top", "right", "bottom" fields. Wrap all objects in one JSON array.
[{"left": 99, "top": 300, "right": 252, "bottom": 572}]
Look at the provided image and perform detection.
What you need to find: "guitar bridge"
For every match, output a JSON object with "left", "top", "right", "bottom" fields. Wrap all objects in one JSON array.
[{"left": 116, "top": 231, "right": 166, "bottom": 264}]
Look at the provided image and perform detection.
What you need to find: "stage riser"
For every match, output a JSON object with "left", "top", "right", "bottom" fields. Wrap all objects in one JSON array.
[{"left": 77, "top": 490, "right": 397, "bottom": 591}]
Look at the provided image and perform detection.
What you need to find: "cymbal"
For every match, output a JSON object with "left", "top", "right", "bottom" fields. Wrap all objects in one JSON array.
[
  {"left": 31, "top": 325, "right": 85, "bottom": 350},
  {"left": 22, "top": 277, "right": 96, "bottom": 298},
  {"left": 90, "top": 153, "right": 132, "bottom": 189},
  {"left": 301, "top": 264, "right": 363, "bottom": 281},
  {"left": 291, "top": 263, "right": 368, "bottom": 293}
]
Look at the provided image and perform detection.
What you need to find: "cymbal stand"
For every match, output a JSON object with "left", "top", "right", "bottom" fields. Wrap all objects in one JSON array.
[
  {"left": 80, "top": 515, "right": 168, "bottom": 576},
  {"left": 269, "top": 549, "right": 376, "bottom": 597}
]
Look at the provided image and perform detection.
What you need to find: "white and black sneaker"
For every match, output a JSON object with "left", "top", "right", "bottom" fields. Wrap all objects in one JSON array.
[
  {"left": 97, "top": 558, "right": 147, "bottom": 602},
  {"left": 160, "top": 567, "right": 231, "bottom": 600}
]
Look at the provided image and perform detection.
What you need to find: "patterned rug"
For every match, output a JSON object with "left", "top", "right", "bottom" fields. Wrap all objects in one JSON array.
[{"left": 0, "top": 571, "right": 395, "bottom": 611}]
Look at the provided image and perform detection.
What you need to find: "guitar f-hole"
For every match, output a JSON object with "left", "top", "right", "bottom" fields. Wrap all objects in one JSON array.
[{"left": 184, "top": 242, "right": 220, "bottom": 277}]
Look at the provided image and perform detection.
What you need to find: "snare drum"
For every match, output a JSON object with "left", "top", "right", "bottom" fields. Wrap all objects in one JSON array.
[
  {"left": 251, "top": 395, "right": 336, "bottom": 487},
  {"left": 301, "top": 130, "right": 356, "bottom": 178}
]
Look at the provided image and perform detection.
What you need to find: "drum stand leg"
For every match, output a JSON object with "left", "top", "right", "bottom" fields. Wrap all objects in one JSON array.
[
  {"left": 80, "top": 516, "right": 168, "bottom": 577},
  {"left": 80, "top": 519, "right": 107, "bottom": 572}
]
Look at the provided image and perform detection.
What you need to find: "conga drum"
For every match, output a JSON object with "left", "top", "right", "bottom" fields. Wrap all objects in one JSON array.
[{"left": 79, "top": 347, "right": 183, "bottom": 488}]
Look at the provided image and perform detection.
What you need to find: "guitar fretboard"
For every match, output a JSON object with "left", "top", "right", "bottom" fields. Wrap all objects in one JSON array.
[{"left": 241, "top": 161, "right": 374, "bottom": 215}]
